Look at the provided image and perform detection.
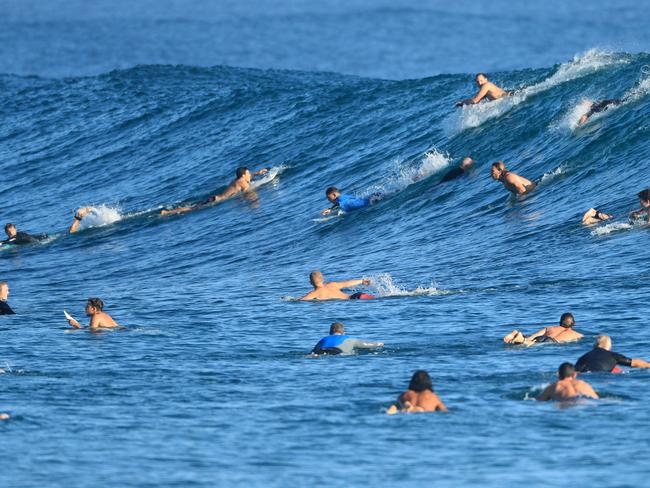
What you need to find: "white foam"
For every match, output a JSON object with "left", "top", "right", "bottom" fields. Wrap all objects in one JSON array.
[
  {"left": 250, "top": 164, "right": 287, "bottom": 189},
  {"left": 447, "top": 49, "right": 622, "bottom": 133},
  {"left": 369, "top": 273, "right": 444, "bottom": 297},
  {"left": 538, "top": 164, "right": 567, "bottom": 185},
  {"left": 77, "top": 205, "right": 123, "bottom": 231},
  {"left": 590, "top": 221, "right": 634, "bottom": 236}
]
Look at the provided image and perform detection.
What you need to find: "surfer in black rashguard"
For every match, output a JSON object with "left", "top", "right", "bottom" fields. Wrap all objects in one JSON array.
[
  {"left": 439, "top": 157, "right": 474, "bottom": 183},
  {"left": 575, "top": 335, "right": 650, "bottom": 373},
  {"left": 1, "top": 223, "right": 47, "bottom": 246},
  {"left": 0, "top": 282, "right": 15, "bottom": 315},
  {"left": 578, "top": 98, "right": 626, "bottom": 125}
]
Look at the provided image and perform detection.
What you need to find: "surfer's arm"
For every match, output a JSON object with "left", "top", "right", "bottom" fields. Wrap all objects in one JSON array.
[
  {"left": 536, "top": 385, "right": 553, "bottom": 401},
  {"left": 321, "top": 202, "right": 340, "bottom": 216},
  {"left": 352, "top": 339, "right": 384, "bottom": 349},
  {"left": 577, "top": 381, "right": 598, "bottom": 399},
  {"left": 252, "top": 168, "right": 269, "bottom": 177},
  {"left": 161, "top": 205, "right": 200, "bottom": 216},
  {"left": 333, "top": 278, "right": 370, "bottom": 289},
  {"left": 68, "top": 318, "right": 82, "bottom": 329},
  {"left": 298, "top": 291, "right": 318, "bottom": 301},
  {"left": 456, "top": 86, "right": 490, "bottom": 107},
  {"left": 68, "top": 207, "right": 94, "bottom": 233}
]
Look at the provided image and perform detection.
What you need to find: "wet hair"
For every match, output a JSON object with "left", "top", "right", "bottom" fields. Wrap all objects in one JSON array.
[
  {"left": 4, "top": 223, "right": 15, "bottom": 232},
  {"left": 559, "top": 313, "right": 575, "bottom": 328},
  {"left": 325, "top": 187, "right": 339, "bottom": 197},
  {"left": 491, "top": 161, "right": 506, "bottom": 171},
  {"left": 408, "top": 370, "right": 433, "bottom": 392},
  {"left": 236, "top": 167, "right": 249, "bottom": 178},
  {"left": 476, "top": 73, "right": 488, "bottom": 79},
  {"left": 309, "top": 271, "right": 323, "bottom": 287},
  {"left": 329, "top": 322, "right": 345, "bottom": 334},
  {"left": 87, "top": 297, "right": 104, "bottom": 311},
  {"left": 558, "top": 362, "right": 576, "bottom": 380},
  {"left": 596, "top": 335, "right": 612, "bottom": 350},
  {"left": 638, "top": 188, "right": 650, "bottom": 201}
]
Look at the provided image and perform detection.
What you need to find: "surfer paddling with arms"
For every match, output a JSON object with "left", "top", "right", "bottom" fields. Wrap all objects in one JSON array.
[
  {"left": 456, "top": 73, "right": 512, "bottom": 107},
  {"left": 536, "top": 363, "right": 599, "bottom": 401},
  {"left": 491, "top": 161, "right": 536, "bottom": 196},
  {"left": 161, "top": 166, "right": 269, "bottom": 216},
  {"left": 299, "top": 271, "right": 374, "bottom": 301},
  {"left": 503, "top": 313, "right": 583, "bottom": 345},
  {"left": 387, "top": 370, "right": 448, "bottom": 414},
  {"left": 66, "top": 298, "right": 119, "bottom": 330}
]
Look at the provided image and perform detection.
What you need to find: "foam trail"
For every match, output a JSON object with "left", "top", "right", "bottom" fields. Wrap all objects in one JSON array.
[
  {"left": 250, "top": 164, "right": 288, "bottom": 189},
  {"left": 446, "top": 49, "right": 621, "bottom": 133},
  {"left": 537, "top": 164, "right": 567, "bottom": 185},
  {"left": 369, "top": 273, "right": 444, "bottom": 297},
  {"left": 590, "top": 222, "right": 634, "bottom": 236},
  {"left": 78, "top": 205, "right": 122, "bottom": 231},
  {"left": 364, "top": 149, "right": 451, "bottom": 198}
]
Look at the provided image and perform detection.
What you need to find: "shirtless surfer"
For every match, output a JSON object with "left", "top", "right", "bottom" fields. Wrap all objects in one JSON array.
[
  {"left": 581, "top": 208, "right": 613, "bottom": 225},
  {"left": 536, "top": 363, "right": 599, "bottom": 401},
  {"left": 67, "top": 297, "right": 119, "bottom": 330},
  {"left": 298, "top": 271, "right": 373, "bottom": 301},
  {"left": 503, "top": 313, "right": 583, "bottom": 345},
  {"left": 387, "top": 370, "right": 448, "bottom": 414},
  {"left": 491, "top": 161, "right": 536, "bottom": 195},
  {"left": 161, "top": 166, "right": 269, "bottom": 216},
  {"left": 456, "top": 73, "right": 512, "bottom": 107}
]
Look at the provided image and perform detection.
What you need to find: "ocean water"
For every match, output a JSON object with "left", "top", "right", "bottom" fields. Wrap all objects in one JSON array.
[{"left": 2, "top": 2, "right": 650, "bottom": 487}]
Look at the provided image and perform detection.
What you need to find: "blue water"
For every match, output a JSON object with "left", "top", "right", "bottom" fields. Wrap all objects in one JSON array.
[{"left": 2, "top": 1, "right": 650, "bottom": 487}]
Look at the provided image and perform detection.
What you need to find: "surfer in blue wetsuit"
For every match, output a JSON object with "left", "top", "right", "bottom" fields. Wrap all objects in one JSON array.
[
  {"left": 311, "top": 322, "right": 384, "bottom": 355},
  {"left": 320, "top": 187, "right": 375, "bottom": 216}
]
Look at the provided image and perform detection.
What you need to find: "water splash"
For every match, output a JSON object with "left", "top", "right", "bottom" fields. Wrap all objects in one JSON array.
[
  {"left": 77, "top": 205, "right": 123, "bottom": 231},
  {"left": 590, "top": 221, "right": 634, "bottom": 236},
  {"left": 538, "top": 164, "right": 567, "bottom": 185},
  {"left": 368, "top": 273, "right": 444, "bottom": 297},
  {"left": 250, "top": 164, "right": 288, "bottom": 189}
]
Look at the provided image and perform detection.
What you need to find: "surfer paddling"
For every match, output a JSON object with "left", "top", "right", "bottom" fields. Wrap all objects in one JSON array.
[
  {"left": 387, "top": 370, "right": 448, "bottom": 414},
  {"left": 503, "top": 313, "right": 583, "bottom": 345},
  {"left": 321, "top": 187, "right": 376, "bottom": 216},
  {"left": 66, "top": 298, "right": 119, "bottom": 330},
  {"left": 161, "top": 166, "right": 269, "bottom": 216},
  {"left": 578, "top": 98, "right": 625, "bottom": 125},
  {"left": 311, "top": 322, "right": 384, "bottom": 355},
  {"left": 630, "top": 188, "right": 650, "bottom": 224},
  {"left": 536, "top": 363, "right": 599, "bottom": 401},
  {"left": 491, "top": 161, "right": 536, "bottom": 196},
  {"left": 298, "top": 271, "right": 374, "bottom": 301},
  {"left": 456, "top": 73, "right": 512, "bottom": 107}
]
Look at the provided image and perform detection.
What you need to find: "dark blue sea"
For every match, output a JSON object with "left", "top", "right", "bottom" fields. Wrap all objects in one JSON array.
[{"left": 2, "top": 1, "right": 650, "bottom": 487}]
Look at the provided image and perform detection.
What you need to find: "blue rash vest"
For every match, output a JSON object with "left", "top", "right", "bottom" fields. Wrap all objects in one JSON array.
[
  {"left": 336, "top": 194, "right": 370, "bottom": 212},
  {"left": 311, "top": 334, "right": 382, "bottom": 355}
]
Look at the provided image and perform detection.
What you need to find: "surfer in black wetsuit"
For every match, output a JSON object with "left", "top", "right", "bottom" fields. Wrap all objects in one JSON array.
[
  {"left": 575, "top": 335, "right": 650, "bottom": 373},
  {"left": 0, "top": 282, "right": 15, "bottom": 315},
  {"left": 578, "top": 98, "right": 625, "bottom": 125},
  {"left": 1, "top": 223, "right": 47, "bottom": 246},
  {"left": 439, "top": 157, "right": 474, "bottom": 183},
  {"left": 630, "top": 188, "right": 650, "bottom": 224}
]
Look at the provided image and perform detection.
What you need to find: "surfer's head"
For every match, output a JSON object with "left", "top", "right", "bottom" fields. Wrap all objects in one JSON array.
[
  {"left": 326, "top": 187, "right": 340, "bottom": 203},
  {"left": 491, "top": 161, "right": 506, "bottom": 180},
  {"left": 236, "top": 167, "right": 251, "bottom": 180},
  {"left": 85, "top": 297, "right": 105, "bottom": 315},
  {"left": 460, "top": 157, "right": 474, "bottom": 170},
  {"left": 476, "top": 73, "right": 488, "bottom": 86},
  {"left": 0, "top": 282, "right": 8, "bottom": 301},
  {"left": 558, "top": 362, "right": 576, "bottom": 380},
  {"left": 559, "top": 313, "right": 575, "bottom": 329},
  {"left": 309, "top": 271, "right": 324, "bottom": 288},
  {"left": 329, "top": 322, "right": 345, "bottom": 335},
  {"left": 4, "top": 223, "right": 16, "bottom": 238},
  {"left": 638, "top": 188, "right": 650, "bottom": 208},
  {"left": 596, "top": 335, "right": 612, "bottom": 351},
  {"left": 408, "top": 370, "right": 433, "bottom": 392}
]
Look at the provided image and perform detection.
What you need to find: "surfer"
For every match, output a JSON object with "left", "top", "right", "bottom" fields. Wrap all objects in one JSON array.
[
  {"left": 68, "top": 207, "right": 96, "bottom": 233},
  {"left": 629, "top": 188, "right": 650, "bottom": 223},
  {"left": 575, "top": 335, "right": 650, "bottom": 373},
  {"left": 0, "top": 282, "right": 15, "bottom": 315},
  {"left": 455, "top": 73, "right": 512, "bottom": 107},
  {"left": 578, "top": 98, "right": 625, "bottom": 125},
  {"left": 311, "top": 322, "right": 384, "bottom": 355},
  {"left": 536, "top": 363, "right": 599, "bottom": 401},
  {"left": 491, "top": 161, "right": 536, "bottom": 195},
  {"left": 503, "top": 313, "right": 583, "bottom": 345},
  {"left": 66, "top": 298, "right": 119, "bottom": 329},
  {"left": 439, "top": 157, "right": 474, "bottom": 183},
  {"left": 160, "top": 166, "right": 269, "bottom": 216},
  {"left": 387, "top": 370, "right": 448, "bottom": 414},
  {"left": 298, "top": 271, "right": 373, "bottom": 301},
  {"left": 581, "top": 208, "right": 613, "bottom": 225},
  {"left": 320, "top": 187, "right": 376, "bottom": 216},
  {"left": 1, "top": 223, "right": 47, "bottom": 246}
]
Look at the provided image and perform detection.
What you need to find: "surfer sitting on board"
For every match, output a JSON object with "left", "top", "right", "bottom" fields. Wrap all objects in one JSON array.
[
  {"left": 320, "top": 187, "right": 376, "bottom": 216},
  {"left": 491, "top": 161, "right": 536, "bottom": 196},
  {"left": 387, "top": 370, "right": 448, "bottom": 414},
  {"left": 311, "top": 322, "right": 384, "bottom": 355},
  {"left": 455, "top": 73, "right": 512, "bottom": 107},
  {"left": 629, "top": 188, "right": 650, "bottom": 224},
  {"left": 536, "top": 363, "right": 598, "bottom": 401},
  {"left": 298, "top": 271, "right": 374, "bottom": 301},
  {"left": 161, "top": 166, "right": 269, "bottom": 216},
  {"left": 503, "top": 313, "right": 583, "bottom": 345},
  {"left": 66, "top": 297, "right": 119, "bottom": 330}
]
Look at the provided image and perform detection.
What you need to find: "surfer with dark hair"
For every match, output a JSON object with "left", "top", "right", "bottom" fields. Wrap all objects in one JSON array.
[
  {"left": 536, "top": 363, "right": 598, "bottom": 401},
  {"left": 456, "top": 73, "right": 512, "bottom": 107},
  {"left": 630, "top": 188, "right": 650, "bottom": 223},
  {"left": 66, "top": 297, "right": 119, "bottom": 330},
  {"left": 311, "top": 322, "right": 383, "bottom": 355},
  {"left": 387, "top": 370, "right": 448, "bottom": 413},
  {"left": 503, "top": 313, "right": 583, "bottom": 345}
]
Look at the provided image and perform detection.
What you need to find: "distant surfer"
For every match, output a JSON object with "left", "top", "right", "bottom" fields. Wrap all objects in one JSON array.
[
  {"left": 536, "top": 363, "right": 599, "bottom": 401},
  {"left": 1, "top": 223, "right": 48, "bottom": 246},
  {"left": 0, "top": 282, "right": 15, "bottom": 315},
  {"left": 503, "top": 313, "right": 583, "bottom": 345},
  {"left": 66, "top": 298, "right": 119, "bottom": 330},
  {"left": 578, "top": 98, "right": 625, "bottom": 125},
  {"left": 386, "top": 370, "right": 448, "bottom": 414},
  {"left": 160, "top": 166, "right": 269, "bottom": 216},
  {"left": 491, "top": 161, "right": 536, "bottom": 195},
  {"left": 581, "top": 208, "right": 613, "bottom": 225},
  {"left": 320, "top": 187, "right": 378, "bottom": 216},
  {"left": 299, "top": 271, "right": 374, "bottom": 301},
  {"left": 455, "top": 73, "right": 512, "bottom": 107},
  {"left": 311, "top": 322, "right": 384, "bottom": 355},
  {"left": 575, "top": 335, "right": 650, "bottom": 373},
  {"left": 629, "top": 188, "right": 650, "bottom": 224},
  {"left": 439, "top": 157, "right": 474, "bottom": 183}
]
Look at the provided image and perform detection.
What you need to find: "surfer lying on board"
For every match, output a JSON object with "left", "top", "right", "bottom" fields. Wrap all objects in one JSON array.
[
  {"left": 66, "top": 297, "right": 119, "bottom": 330},
  {"left": 503, "top": 313, "right": 583, "bottom": 345},
  {"left": 491, "top": 161, "right": 536, "bottom": 196},
  {"left": 536, "top": 363, "right": 599, "bottom": 401},
  {"left": 311, "top": 322, "right": 384, "bottom": 355},
  {"left": 386, "top": 370, "right": 448, "bottom": 414},
  {"left": 299, "top": 271, "right": 374, "bottom": 301},
  {"left": 439, "top": 157, "right": 474, "bottom": 183},
  {"left": 160, "top": 166, "right": 269, "bottom": 216},
  {"left": 1, "top": 223, "right": 48, "bottom": 246},
  {"left": 578, "top": 98, "right": 626, "bottom": 125},
  {"left": 581, "top": 208, "right": 613, "bottom": 225},
  {"left": 575, "top": 335, "right": 650, "bottom": 373},
  {"left": 320, "top": 187, "right": 379, "bottom": 216},
  {"left": 629, "top": 188, "right": 650, "bottom": 224},
  {"left": 455, "top": 73, "right": 513, "bottom": 107}
]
